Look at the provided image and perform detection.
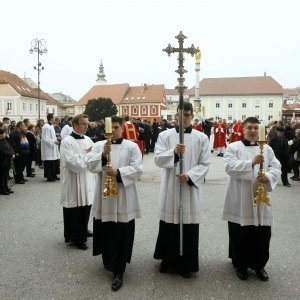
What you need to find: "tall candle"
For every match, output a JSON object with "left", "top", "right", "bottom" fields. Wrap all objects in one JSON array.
[
  {"left": 258, "top": 124, "right": 265, "bottom": 141},
  {"left": 105, "top": 117, "right": 112, "bottom": 134}
]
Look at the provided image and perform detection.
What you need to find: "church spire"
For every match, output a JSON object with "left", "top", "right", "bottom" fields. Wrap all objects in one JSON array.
[{"left": 96, "top": 59, "right": 107, "bottom": 85}]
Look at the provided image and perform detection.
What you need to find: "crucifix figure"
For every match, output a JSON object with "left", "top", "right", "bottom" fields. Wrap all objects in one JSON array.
[{"left": 163, "top": 31, "right": 199, "bottom": 256}]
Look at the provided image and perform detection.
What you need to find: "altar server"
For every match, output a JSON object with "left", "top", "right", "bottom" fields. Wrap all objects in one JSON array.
[
  {"left": 60, "top": 114, "right": 95, "bottom": 250},
  {"left": 223, "top": 117, "right": 281, "bottom": 281},
  {"left": 86, "top": 116, "right": 143, "bottom": 291}
]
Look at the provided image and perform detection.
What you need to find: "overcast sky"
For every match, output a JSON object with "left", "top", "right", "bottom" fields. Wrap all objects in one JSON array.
[{"left": 1, "top": 0, "right": 299, "bottom": 100}]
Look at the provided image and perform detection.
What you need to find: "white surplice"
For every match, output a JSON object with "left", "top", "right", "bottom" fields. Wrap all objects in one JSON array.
[
  {"left": 154, "top": 128, "right": 211, "bottom": 224},
  {"left": 41, "top": 123, "right": 60, "bottom": 161},
  {"left": 60, "top": 134, "right": 95, "bottom": 208},
  {"left": 222, "top": 141, "right": 281, "bottom": 226},
  {"left": 86, "top": 139, "right": 143, "bottom": 222},
  {"left": 61, "top": 125, "right": 73, "bottom": 140}
]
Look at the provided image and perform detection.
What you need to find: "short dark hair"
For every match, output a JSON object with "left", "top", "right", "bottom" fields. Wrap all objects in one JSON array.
[
  {"left": 276, "top": 127, "right": 284, "bottom": 132},
  {"left": 67, "top": 117, "right": 74, "bottom": 122},
  {"left": 16, "top": 121, "right": 24, "bottom": 128},
  {"left": 124, "top": 115, "right": 130, "bottom": 121},
  {"left": 177, "top": 102, "right": 193, "bottom": 114},
  {"left": 243, "top": 117, "right": 260, "bottom": 125},
  {"left": 111, "top": 116, "right": 123, "bottom": 126},
  {"left": 2, "top": 117, "right": 9, "bottom": 122},
  {"left": 47, "top": 113, "right": 54, "bottom": 122},
  {"left": 72, "top": 114, "right": 88, "bottom": 126}
]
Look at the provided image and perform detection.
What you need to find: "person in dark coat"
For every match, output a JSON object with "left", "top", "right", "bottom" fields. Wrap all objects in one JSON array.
[
  {"left": 202, "top": 118, "right": 213, "bottom": 141},
  {"left": 26, "top": 124, "right": 37, "bottom": 177},
  {"left": 269, "top": 127, "right": 291, "bottom": 187},
  {"left": 0, "top": 128, "right": 14, "bottom": 194},
  {"left": 150, "top": 118, "right": 159, "bottom": 152},
  {"left": 290, "top": 129, "right": 300, "bottom": 181}
]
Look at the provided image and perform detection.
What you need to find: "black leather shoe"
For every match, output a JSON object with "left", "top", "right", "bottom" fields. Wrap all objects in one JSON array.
[
  {"left": 77, "top": 243, "right": 88, "bottom": 250},
  {"left": 55, "top": 176, "right": 60, "bottom": 180},
  {"left": 112, "top": 273, "right": 123, "bottom": 291},
  {"left": 6, "top": 189, "right": 14, "bottom": 193},
  {"left": 180, "top": 271, "right": 192, "bottom": 278},
  {"left": 87, "top": 230, "right": 93, "bottom": 237},
  {"left": 0, "top": 191, "right": 10, "bottom": 195},
  {"left": 236, "top": 268, "right": 248, "bottom": 280},
  {"left": 27, "top": 174, "right": 35, "bottom": 177},
  {"left": 47, "top": 178, "right": 56, "bottom": 182},
  {"left": 255, "top": 268, "right": 269, "bottom": 281},
  {"left": 159, "top": 261, "right": 168, "bottom": 273}
]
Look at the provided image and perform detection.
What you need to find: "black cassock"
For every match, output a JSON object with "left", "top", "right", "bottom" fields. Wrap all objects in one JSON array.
[
  {"left": 63, "top": 205, "right": 91, "bottom": 246},
  {"left": 228, "top": 221, "right": 271, "bottom": 269},
  {"left": 154, "top": 220, "right": 199, "bottom": 273},
  {"left": 93, "top": 219, "right": 135, "bottom": 274}
]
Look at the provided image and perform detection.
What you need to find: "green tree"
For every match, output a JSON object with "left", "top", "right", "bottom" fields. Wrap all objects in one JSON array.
[{"left": 84, "top": 97, "right": 118, "bottom": 121}]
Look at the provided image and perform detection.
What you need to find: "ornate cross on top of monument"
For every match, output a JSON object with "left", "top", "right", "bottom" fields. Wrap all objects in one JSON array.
[{"left": 163, "top": 31, "right": 199, "bottom": 94}]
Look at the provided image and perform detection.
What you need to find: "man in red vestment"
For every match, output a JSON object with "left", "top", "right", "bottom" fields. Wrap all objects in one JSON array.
[
  {"left": 122, "top": 116, "right": 143, "bottom": 156},
  {"left": 230, "top": 120, "right": 244, "bottom": 143},
  {"left": 213, "top": 118, "right": 227, "bottom": 156},
  {"left": 192, "top": 119, "right": 203, "bottom": 132}
]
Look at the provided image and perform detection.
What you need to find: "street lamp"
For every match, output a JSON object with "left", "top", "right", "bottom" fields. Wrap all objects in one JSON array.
[{"left": 29, "top": 38, "right": 48, "bottom": 119}]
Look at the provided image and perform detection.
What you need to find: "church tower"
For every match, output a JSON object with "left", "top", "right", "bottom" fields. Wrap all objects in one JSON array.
[{"left": 96, "top": 60, "right": 107, "bottom": 85}]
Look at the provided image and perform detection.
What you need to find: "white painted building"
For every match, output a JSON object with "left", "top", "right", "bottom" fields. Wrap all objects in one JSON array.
[{"left": 189, "top": 76, "right": 283, "bottom": 123}]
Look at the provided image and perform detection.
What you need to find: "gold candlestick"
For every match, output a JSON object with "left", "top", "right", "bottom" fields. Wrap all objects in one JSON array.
[
  {"left": 254, "top": 141, "right": 271, "bottom": 206},
  {"left": 103, "top": 133, "right": 118, "bottom": 199}
]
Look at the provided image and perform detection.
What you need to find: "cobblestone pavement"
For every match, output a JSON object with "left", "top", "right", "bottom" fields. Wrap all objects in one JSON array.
[{"left": 0, "top": 152, "right": 299, "bottom": 300}]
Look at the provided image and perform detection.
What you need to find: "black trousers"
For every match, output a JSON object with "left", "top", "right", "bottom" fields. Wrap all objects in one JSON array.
[
  {"left": 0, "top": 166, "right": 9, "bottom": 192},
  {"left": 280, "top": 161, "right": 289, "bottom": 185},
  {"left": 13, "top": 154, "right": 28, "bottom": 182},
  {"left": 228, "top": 221, "right": 271, "bottom": 270},
  {"left": 44, "top": 160, "right": 59, "bottom": 180}
]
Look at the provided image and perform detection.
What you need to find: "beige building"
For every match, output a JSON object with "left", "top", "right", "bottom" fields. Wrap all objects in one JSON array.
[{"left": 0, "top": 70, "right": 57, "bottom": 122}]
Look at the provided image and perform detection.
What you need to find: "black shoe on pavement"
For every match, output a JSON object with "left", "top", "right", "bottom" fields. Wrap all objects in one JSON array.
[
  {"left": 159, "top": 262, "right": 168, "bottom": 273},
  {"left": 255, "top": 268, "right": 269, "bottom": 281},
  {"left": 77, "top": 243, "right": 88, "bottom": 250},
  {"left": 55, "top": 176, "right": 60, "bottom": 180},
  {"left": 47, "top": 178, "right": 56, "bottom": 182},
  {"left": 112, "top": 273, "right": 123, "bottom": 291},
  {"left": 180, "top": 271, "right": 192, "bottom": 278},
  {"left": 0, "top": 191, "right": 10, "bottom": 195},
  {"left": 27, "top": 174, "right": 35, "bottom": 177},
  {"left": 235, "top": 268, "right": 248, "bottom": 280},
  {"left": 284, "top": 183, "right": 292, "bottom": 187}
]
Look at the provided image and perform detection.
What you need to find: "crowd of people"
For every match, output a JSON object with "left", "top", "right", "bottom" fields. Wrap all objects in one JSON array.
[{"left": 1, "top": 110, "right": 300, "bottom": 292}]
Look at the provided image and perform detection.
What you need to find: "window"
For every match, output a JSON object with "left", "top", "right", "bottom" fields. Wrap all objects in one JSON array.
[
  {"left": 228, "top": 103, "right": 233, "bottom": 108},
  {"left": 242, "top": 115, "right": 246, "bottom": 120},
  {"left": 216, "top": 101, "right": 220, "bottom": 108},
  {"left": 52, "top": 107, "right": 55, "bottom": 113},
  {"left": 29, "top": 103, "right": 32, "bottom": 111},
  {"left": 35, "top": 104, "right": 38, "bottom": 111},
  {"left": 133, "top": 107, "right": 137, "bottom": 114},
  {"left": 255, "top": 100, "right": 260, "bottom": 108},
  {"left": 228, "top": 115, "right": 232, "bottom": 121},
  {"left": 242, "top": 103, "right": 246, "bottom": 108},
  {"left": 46, "top": 108, "right": 49, "bottom": 114},
  {"left": 269, "top": 101, "right": 273, "bottom": 108},
  {"left": 41, "top": 105, "right": 45, "bottom": 112},
  {"left": 6, "top": 102, "right": 12, "bottom": 111},
  {"left": 22, "top": 103, "right": 26, "bottom": 111},
  {"left": 123, "top": 107, "right": 127, "bottom": 114},
  {"left": 215, "top": 116, "right": 220, "bottom": 120},
  {"left": 152, "top": 106, "right": 156, "bottom": 114},
  {"left": 142, "top": 106, "right": 146, "bottom": 114},
  {"left": 268, "top": 115, "right": 273, "bottom": 120}
]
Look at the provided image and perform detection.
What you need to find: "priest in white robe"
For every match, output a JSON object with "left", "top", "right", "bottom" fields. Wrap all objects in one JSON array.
[
  {"left": 223, "top": 116, "right": 281, "bottom": 281},
  {"left": 154, "top": 102, "right": 211, "bottom": 278},
  {"left": 60, "top": 114, "right": 95, "bottom": 250},
  {"left": 41, "top": 113, "right": 60, "bottom": 181},
  {"left": 86, "top": 116, "right": 142, "bottom": 291}
]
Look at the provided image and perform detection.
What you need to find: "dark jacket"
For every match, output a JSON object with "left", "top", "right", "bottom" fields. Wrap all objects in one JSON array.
[
  {"left": 0, "top": 138, "right": 14, "bottom": 167},
  {"left": 269, "top": 136, "right": 289, "bottom": 163}
]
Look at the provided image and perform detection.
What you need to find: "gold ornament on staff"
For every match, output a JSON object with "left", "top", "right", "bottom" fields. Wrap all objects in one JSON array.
[
  {"left": 254, "top": 125, "right": 271, "bottom": 206},
  {"left": 103, "top": 118, "right": 118, "bottom": 199}
]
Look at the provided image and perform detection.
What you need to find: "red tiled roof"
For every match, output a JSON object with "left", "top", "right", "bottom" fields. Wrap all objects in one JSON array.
[
  {"left": 121, "top": 84, "right": 165, "bottom": 104},
  {"left": 282, "top": 103, "right": 300, "bottom": 110},
  {"left": 77, "top": 83, "right": 130, "bottom": 105},
  {"left": 0, "top": 70, "right": 57, "bottom": 104},
  {"left": 283, "top": 88, "right": 300, "bottom": 97},
  {"left": 165, "top": 88, "right": 179, "bottom": 95},
  {"left": 189, "top": 76, "right": 283, "bottom": 96}
]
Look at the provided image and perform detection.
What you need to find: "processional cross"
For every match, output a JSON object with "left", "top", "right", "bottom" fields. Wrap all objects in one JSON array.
[{"left": 163, "top": 31, "right": 199, "bottom": 256}]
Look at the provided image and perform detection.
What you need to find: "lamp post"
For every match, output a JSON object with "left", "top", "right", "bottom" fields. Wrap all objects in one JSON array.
[{"left": 29, "top": 38, "right": 47, "bottom": 119}]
